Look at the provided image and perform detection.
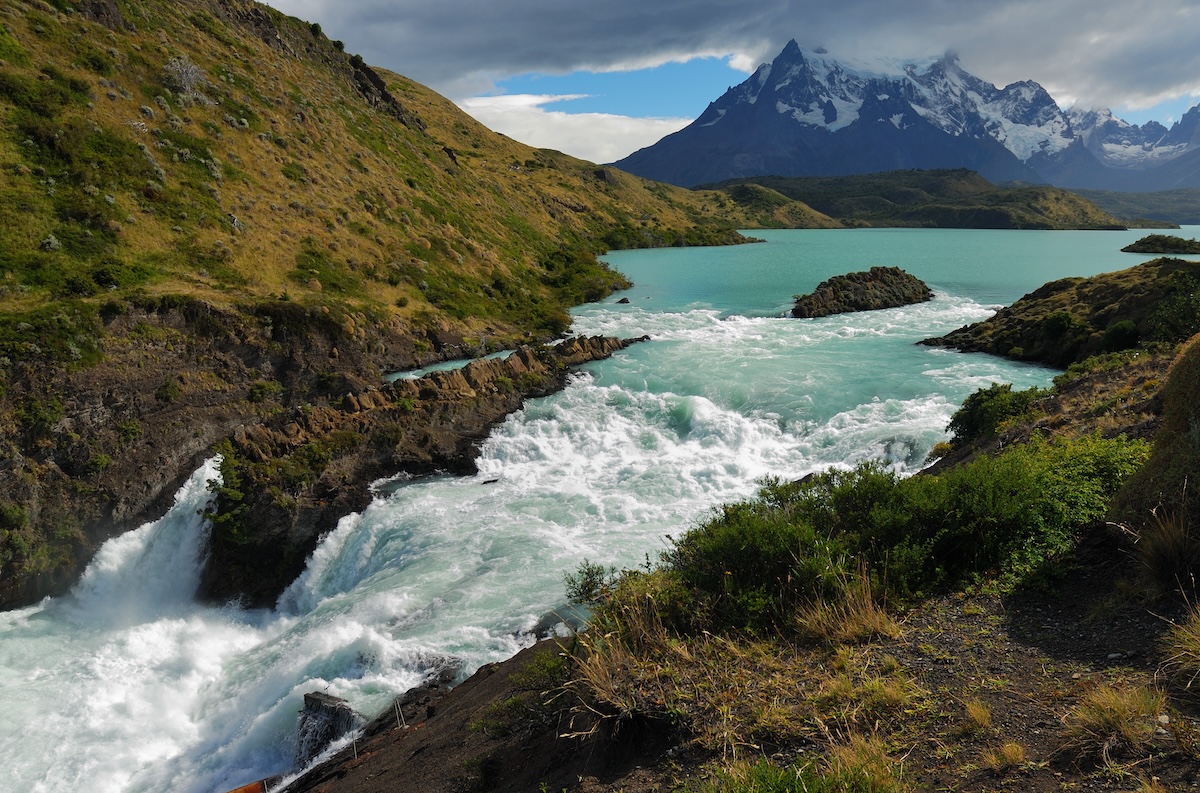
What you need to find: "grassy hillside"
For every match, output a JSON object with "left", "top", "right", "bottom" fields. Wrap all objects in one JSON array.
[
  {"left": 1073, "top": 187, "right": 1200, "bottom": 226},
  {"left": 922, "top": 257, "right": 1200, "bottom": 367},
  {"left": 0, "top": 0, "right": 834, "bottom": 351},
  {"left": 0, "top": 0, "right": 839, "bottom": 607},
  {"left": 705, "top": 169, "right": 1134, "bottom": 229}
]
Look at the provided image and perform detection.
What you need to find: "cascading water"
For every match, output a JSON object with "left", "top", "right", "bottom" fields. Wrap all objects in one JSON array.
[{"left": 2, "top": 227, "right": 1192, "bottom": 792}]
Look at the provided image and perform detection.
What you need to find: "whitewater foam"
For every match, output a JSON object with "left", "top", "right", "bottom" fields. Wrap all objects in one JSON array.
[{"left": 5, "top": 227, "right": 1145, "bottom": 792}]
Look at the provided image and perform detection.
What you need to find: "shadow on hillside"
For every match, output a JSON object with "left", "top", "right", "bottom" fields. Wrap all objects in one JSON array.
[{"left": 999, "top": 531, "right": 1186, "bottom": 670}]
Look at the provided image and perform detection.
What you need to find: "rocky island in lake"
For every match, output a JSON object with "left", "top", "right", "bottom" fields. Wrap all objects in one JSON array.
[
  {"left": 791, "top": 266, "right": 933, "bottom": 318},
  {"left": 1121, "top": 234, "right": 1200, "bottom": 254}
]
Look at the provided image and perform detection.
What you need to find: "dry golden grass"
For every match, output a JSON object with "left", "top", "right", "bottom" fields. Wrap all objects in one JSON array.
[
  {"left": 826, "top": 733, "right": 909, "bottom": 793},
  {"left": 963, "top": 699, "right": 993, "bottom": 732},
  {"left": 1132, "top": 777, "right": 1174, "bottom": 793},
  {"left": 1059, "top": 682, "right": 1168, "bottom": 763},
  {"left": 795, "top": 566, "right": 902, "bottom": 646},
  {"left": 1162, "top": 605, "right": 1200, "bottom": 690},
  {"left": 981, "top": 741, "right": 1026, "bottom": 773},
  {"left": 567, "top": 586, "right": 919, "bottom": 757}
]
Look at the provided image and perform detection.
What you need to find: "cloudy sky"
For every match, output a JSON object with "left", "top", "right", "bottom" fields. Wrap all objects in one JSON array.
[{"left": 267, "top": 0, "right": 1200, "bottom": 164}]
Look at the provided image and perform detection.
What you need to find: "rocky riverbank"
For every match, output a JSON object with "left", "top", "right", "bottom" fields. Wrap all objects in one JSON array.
[
  {"left": 791, "top": 266, "right": 932, "bottom": 318},
  {"left": 0, "top": 288, "right": 640, "bottom": 610},
  {"left": 201, "top": 334, "right": 646, "bottom": 607}
]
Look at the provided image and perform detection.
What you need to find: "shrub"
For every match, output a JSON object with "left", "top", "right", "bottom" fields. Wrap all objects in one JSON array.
[
  {"left": 162, "top": 57, "right": 207, "bottom": 95},
  {"left": 651, "top": 433, "right": 1147, "bottom": 633},
  {"left": 247, "top": 380, "right": 283, "bottom": 403},
  {"left": 155, "top": 379, "right": 182, "bottom": 403},
  {"left": 564, "top": 559, "right": 619, "bottom": 606},
  {"left": 1103, "top": 319, "right": 1140, "bottom": 352},
  {"left": 947, "top": 382, "right": 1047, "bottom": 447}
]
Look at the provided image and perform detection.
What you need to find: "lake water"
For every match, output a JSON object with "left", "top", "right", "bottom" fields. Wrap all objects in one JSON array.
[{"left": 1, "top": 227, "right": 1194, "bottom": 792}]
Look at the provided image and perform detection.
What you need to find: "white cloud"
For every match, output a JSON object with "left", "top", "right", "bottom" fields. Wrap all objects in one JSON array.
[
  {"left": 457, "top": 95, "right": 691, "bottom": 163},
  {"left": 266, "top": 0, "right": 1200, "bottom": 117}
]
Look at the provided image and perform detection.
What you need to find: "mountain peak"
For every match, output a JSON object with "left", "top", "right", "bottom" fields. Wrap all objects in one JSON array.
[{"left": 614, "top": 42, "right": 1200, "bottom": 191}]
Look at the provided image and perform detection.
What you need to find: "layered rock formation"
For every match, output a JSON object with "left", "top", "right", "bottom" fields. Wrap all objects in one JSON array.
[
  {"left": 200, "top": 335, "right": 647, "bottom": 608},
  {"left": 791, "top": 267, "right": 933, "bottom": 318}
]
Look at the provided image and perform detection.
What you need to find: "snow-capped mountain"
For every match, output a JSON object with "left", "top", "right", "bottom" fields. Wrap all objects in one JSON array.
[{"left": 613, "top": 41, "right": 1200, "bottom": 192}]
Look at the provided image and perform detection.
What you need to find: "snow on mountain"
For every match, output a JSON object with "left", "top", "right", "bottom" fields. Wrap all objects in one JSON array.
[
  {"left": 703, "top": 44, "right": 1076, "bottom": 164},
  {"left": 1066, "top": 106, "right": 1184, "bottom": 169},
  {"left": 614, "top": 40, "right": 1200, "bottom": 191}
]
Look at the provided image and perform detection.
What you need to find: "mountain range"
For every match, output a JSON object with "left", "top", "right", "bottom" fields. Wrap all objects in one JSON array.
[{"left": 613, "top": 41, "right": 1200, "bottom": 192}]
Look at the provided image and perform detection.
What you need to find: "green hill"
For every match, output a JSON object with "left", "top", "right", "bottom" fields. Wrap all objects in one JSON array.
[
  {"left": 0, "top": 0, "right": 835, "bottom": 607},
  {"left": 706, "top": 169, "right": 1133, "bottom": 229},
  {"left": 1072, "top": 187, "right": 1200, "bottom": 226}
]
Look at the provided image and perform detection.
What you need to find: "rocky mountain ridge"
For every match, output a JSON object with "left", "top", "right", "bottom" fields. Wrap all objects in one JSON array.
[{"left": 614, "top": 41, "right": 1200, "bottom": 192}]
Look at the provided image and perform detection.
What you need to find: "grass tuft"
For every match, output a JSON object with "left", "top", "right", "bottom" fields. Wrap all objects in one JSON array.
[
  {"left": 1059, "top": 682, "right": 1167, "bottom": 763},
  {"left": 795, "top": 565, "right": 901, "bottom": 646},
  {"left": 1126, "top": 506, "right": 1200, "bottom": 597},
  {"left": 963, "top": 699, "right": 992, "bottom": 732},
  {"left": 1161, "top": 605, "right": 1200, "bottom": 690},
  {"left": 982, "top": 741, "right": 1026, "bottom": 774}
]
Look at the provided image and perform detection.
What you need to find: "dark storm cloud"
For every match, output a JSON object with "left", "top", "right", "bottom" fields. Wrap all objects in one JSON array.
[{"left": 269, "top": 0, "right": 1200, "bottom": 109}]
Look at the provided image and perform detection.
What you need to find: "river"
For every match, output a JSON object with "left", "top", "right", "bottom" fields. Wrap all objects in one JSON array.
[{"left": 1, "top": 227, "right": 1195, "bottom": 792}]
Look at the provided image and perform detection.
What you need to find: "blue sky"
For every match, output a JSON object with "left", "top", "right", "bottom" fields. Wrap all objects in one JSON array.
[
  {"left": 268, "top": 0, "right": 1200, "bottom": 163},
  {"left": 493, "top": 58, "right": 747, "bottom": 119}
]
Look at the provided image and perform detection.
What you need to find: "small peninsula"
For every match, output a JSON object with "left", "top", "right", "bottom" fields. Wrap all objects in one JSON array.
[
  {"left": 921, "top": 257, "right": 1200, "bottom": 367},
  {"left": 791, "top": 266, "right": 933, "bottom": 318},
  {"left": 1121, "top": 234, "right": 1200, "bottom": 254}
]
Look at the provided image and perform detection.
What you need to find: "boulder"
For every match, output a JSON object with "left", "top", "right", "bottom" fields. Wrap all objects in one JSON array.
[{"left": 792, "top": 267, "right": 933, "bottom": 318}]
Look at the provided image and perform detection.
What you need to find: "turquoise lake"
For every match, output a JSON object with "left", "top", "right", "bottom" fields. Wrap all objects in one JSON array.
[{"left": 1, "top": 227, "right": 1195, "bottom": 792}]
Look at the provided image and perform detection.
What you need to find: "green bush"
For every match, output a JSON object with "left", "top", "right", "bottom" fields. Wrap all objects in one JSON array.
[
  {"left": 247, "top": 380, "right": 282, "bottom": 403},
  {"left": 644, "top": 434, "right": 1148, "bottom": 634},
  {"left": 155, "top": 379, "right": 182, "bottom": 403},
  {"left": 1102, "top": 319, "right": 1140, "bottom": 352},
  {"left": 947, "top": 382, "right": 1047, "bottom": 448}
]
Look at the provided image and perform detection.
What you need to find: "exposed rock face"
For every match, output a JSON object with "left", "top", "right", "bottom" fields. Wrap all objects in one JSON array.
[
  {"left": 921, "top": 257, "right": 1200, "bottom": 367},
  {"left": 279, "top": 642, "right": 657, "bottom": 793},
  {"left": 791, "top": 267, "right": 933, "bottom": 318},
  {"left": 296, "top": 692, "right": 366, "bottom": 768},
  {"left": 0, "top": 297, "right": 519, "bottom": 611},
  {"left": 199, "top": 335, "right": 648, "bottom": 608}
]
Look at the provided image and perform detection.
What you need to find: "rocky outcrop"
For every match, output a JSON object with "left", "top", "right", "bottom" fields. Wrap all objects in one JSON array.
[
  {"left": 1121, "top": 234, "right": 1200, "bottom": 254},
  {"left": 791, "top": 267, "right": 933, "bottom": 318},
  {"left": 0, "top": 297, "right": 517, "bottom": 611},
  {"left": 297, "top": 693, "right": 366, "bottom": 767},
  {"left": 921, "top": 257, "right": 1200, "bottom": 367},
  {"left": 199, "top": 335, "right": 647, "bottom": 608},
  {"left": 277, "top": 642, "right": 660, "bottom": 793}
]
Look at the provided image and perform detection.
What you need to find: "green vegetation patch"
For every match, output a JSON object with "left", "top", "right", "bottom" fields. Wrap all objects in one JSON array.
[
  {"left": 602, "top": 432, "right": 1148, "bottom": 635},
  {"left": 948, "top": 382, "right": 1048, "bottom": 448},
  {"left": 289, "top": 241, "right": 365, "bottom": 296},
  {"left": 0, "top": 302, "right": 103, "bottom": 366},
  {"left": 0, "top": 65, "right": 89, "bottom": 115},
  {"left": 0, "top": 25, "right": 28, "bottom": 64}
]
